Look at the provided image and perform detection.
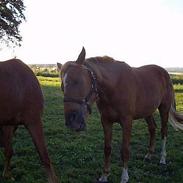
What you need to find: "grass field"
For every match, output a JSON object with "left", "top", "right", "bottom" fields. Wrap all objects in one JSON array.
[{"left": 0, "top": 75, "right": 183, "bottom": 183}]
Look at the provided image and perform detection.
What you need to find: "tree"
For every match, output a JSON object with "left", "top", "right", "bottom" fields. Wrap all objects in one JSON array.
[{"left": 0, "top": 0, "right": 25, "bottom": 46}]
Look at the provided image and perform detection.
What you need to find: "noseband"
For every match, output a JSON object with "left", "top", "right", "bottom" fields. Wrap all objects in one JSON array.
[{"left": 63, "top": 63, "right": 98, "bottom": 114}]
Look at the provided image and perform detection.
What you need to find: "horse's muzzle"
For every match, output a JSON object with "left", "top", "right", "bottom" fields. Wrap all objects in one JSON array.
[{"left": 65, "top": 111, "right": 86, "bottom": 131}]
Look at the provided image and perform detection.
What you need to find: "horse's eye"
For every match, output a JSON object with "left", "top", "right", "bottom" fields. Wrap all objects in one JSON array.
[
  {"left": 73, "top": 80, "right": 79, "bottom": 85},
  {"left": 69, "top": 80, "right": 78, "bottom": 85}
]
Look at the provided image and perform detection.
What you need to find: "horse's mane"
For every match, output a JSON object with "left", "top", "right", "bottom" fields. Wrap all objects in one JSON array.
[{"left": 86, "top": 56, "right": 115, "bottom": 63}]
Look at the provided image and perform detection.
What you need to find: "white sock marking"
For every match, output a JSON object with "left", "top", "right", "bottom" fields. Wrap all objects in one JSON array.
[
  {"left": 160, "top": 137, "right": 167, "bottom": 164},
  {"left": 99, "top": 174, "right": 108, "bottom": 182},
  {"left": 121, "top": 168, "right": 129, "bottom": 183}
]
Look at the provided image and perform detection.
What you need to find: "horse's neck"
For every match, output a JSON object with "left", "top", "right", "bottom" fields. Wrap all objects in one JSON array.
[
  {"left": 86, "top": 60, "right": 133, "bottom": 104},
  {"left": 86, "top": 60, "right": 110, "bottom": 86},
  {"left": 86, "top": 61, "right": 117, "bottom": 102}
]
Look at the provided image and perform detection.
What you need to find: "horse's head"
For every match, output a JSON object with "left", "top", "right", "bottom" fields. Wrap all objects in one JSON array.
[{"left": 57, "top": 47, "right": 98, "bottom": 131}]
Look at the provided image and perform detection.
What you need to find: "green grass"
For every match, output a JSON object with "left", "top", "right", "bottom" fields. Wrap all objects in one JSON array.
[
  {"left": 0, "top": 76, "right": 183, "bottom": 183},
  {"left": 170, "top": 74, "right": 183, "bottom": 85}
]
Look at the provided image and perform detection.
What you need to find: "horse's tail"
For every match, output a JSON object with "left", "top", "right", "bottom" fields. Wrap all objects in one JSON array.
[{"left": 169, "top": 83, "right": 183, "bottom": 131}]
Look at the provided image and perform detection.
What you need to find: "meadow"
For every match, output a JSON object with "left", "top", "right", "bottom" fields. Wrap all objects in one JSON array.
[{"left": 0, "top": 74, "right": 183, "bottom": 183}]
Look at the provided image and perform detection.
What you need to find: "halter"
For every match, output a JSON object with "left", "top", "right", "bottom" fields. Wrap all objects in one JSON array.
[{"left": 63, "top": 63, "right": 98, "bottom": 114}]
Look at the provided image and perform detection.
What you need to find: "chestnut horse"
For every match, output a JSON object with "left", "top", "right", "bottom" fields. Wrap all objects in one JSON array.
[
  {"left": 0, "top": 59, "right": 59, "bottom": 183},
  {"left": 57, "top": 48, "right": 183, "bottom": 183}
]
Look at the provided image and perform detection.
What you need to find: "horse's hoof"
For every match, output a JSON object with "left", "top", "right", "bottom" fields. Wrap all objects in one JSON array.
[
  {"left": 2, "top": 173, "right": 15, "bottom": 181},
  {"left": 160, "top": 163, "right": 166, "bottom": 166},
  {"left": 144, "top": 158, "right": 151, "bottom": 163},
  {"left": 97, "top": 174, "right": 109, "bottom": 183},
  {"left": 10, "top": 176, "right": 15, "bottom": 181},
  {"left": 144, "top": 157, "right": 151, "bottom": 163},
  {"left": 159, "top": 162, "right": 166, "bottom": 166},
  {"left": 160, "top": 158, "right": 166, "bottom": 165},
  {"left": 144, "top": 153, "right": 152, "bottom": 163}
]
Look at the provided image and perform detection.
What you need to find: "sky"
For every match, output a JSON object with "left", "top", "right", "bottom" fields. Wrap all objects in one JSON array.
[{"left": 1, "top": 0, "right": 183, "bottom": 67}]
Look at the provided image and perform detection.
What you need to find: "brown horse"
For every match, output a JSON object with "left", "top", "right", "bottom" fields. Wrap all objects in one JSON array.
[
  {"left": 0, "top": 59, "right": 59, "bottom": 183},
  {"left": 57, "top": 48, "right": 183, "bottom": 183}
]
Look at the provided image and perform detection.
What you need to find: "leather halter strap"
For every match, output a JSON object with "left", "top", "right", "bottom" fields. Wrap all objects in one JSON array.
[{"left": 63, "top": 63, "right": 98, "bottom": 114}]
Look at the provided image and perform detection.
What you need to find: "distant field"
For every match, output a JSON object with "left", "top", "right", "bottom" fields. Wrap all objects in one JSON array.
[
  {"left": 29, "top": 64, "right": 59, "bottom": 77},
  {"left": 0, "top": 74, "right": 183, "bottom": 183},
  {"left": 29, "top": 64, "right": 183, "bottom": 78}
]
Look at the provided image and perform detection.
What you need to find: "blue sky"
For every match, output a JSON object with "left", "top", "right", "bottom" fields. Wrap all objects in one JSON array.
[{"left": 1, "top": 0, "right": 183, "bottom": 67}]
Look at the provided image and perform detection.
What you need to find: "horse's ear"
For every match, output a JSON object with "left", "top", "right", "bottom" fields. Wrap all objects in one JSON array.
[
  {"left": 76, "top": 47, "right": 86, "bottom": 65},
  {"left": 57, "top": 62, "right": 62, "bottom": 71}
]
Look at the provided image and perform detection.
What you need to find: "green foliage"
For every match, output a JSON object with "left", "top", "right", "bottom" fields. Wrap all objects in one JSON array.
[
  {"left": 30, "top": 65, "right": 59, "bottom": 78},
  {"left": 170, "top": 74, "right": 183, "bottom": 85},
  {"left": 0, "top": 0, "right": 25, "bottom": 46},
  {"left": 0, "top": 76, "right": 183, "bottom": 183}
]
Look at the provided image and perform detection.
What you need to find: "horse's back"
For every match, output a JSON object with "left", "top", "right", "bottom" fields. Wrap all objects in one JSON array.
[
  {"left": 133, "top": 64, "right": 171, "bottom": 94},
  {"left": 0, "top": 59, "right": 43, "bottom": 124},
  {"left": 132, "top": 64, "right": 172, "bottom": 118},
  {"left": 135, "top": 64, "right": 169, "bottom": 77}
]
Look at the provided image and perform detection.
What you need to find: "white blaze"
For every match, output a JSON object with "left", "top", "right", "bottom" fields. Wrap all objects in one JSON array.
[{"left": 62, "top": 73, "right": 68, "bottom": 87}]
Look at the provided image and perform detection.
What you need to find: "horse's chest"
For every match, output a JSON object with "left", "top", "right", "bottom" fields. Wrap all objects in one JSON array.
[{"left": 97, "top": 103, "right": 120, "bottom": 122}]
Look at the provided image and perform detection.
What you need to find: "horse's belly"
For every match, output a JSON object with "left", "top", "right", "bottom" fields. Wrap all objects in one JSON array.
[
  {"left": 0, "top": 106, "right": 22, "bottom": 125},
  {"left": 134, "top": 103, "right": 159, "bottom": 120}
]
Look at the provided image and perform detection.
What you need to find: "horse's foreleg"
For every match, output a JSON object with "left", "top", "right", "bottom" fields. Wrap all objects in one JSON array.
[
  {"left": 26, "top": 119, "right": 60, "bottom": 183},
  {"left": 144, "top": 115, "right": 156, "bottom": 161},
  {"left": 120, "top": 117, "right": 132, "bottom": 183},
  {"left": 2, "top": 126, "right": 16, "bottom": 180},
  {"left": 98, "top": 117, "right": 112, "bottom": 183}
]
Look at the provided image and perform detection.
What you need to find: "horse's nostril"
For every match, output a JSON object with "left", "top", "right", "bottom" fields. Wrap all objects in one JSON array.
[
  {"left": 65, "top": 111, "right": 86, "bottom": 131},
  {"left": 70, "top": 112, "right": 77, "bottom": 122}
]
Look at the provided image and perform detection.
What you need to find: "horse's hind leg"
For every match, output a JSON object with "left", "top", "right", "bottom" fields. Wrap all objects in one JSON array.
[
  {"left": 158, "top": 104, "right": 169, "bottom": 165},
  {"left": 2, "top": 126, "right": 16, "bottom": 180},
  {"left": 144, "top": 115, "right": 157, "bottom": 161},
  {"left": 26, "top": 119, "right": 59, "bottom": 183}
]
